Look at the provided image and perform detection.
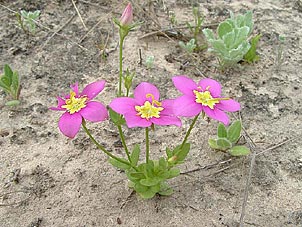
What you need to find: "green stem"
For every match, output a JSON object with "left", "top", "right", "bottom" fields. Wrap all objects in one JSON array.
[
  {"left": 117, "top": 125, "right": 131, "bottom": 162},
  {"left": 145, "top": 127, "right": 150, "bottom": 163},
  {"left": 180, "top": 113, "right": 200, "bottom": 148},
  {"left": 82, "top": 121, "right": 138, "bottom": 171},
  {"left": 118, "top": 33, "right": 125, "bottom": 97}
]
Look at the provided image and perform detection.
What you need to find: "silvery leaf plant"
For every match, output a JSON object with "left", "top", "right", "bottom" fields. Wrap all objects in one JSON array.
[{"left": 203, "top": 11, "right": 254, "bottom": 69}]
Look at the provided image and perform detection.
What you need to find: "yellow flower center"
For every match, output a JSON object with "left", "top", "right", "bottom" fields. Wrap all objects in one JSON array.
[
  {"left": 62, "top": 91, "right": 88, "bottom": 114},
  {"left": 135, "top": 94, "right": 164, "bottom": 120},
  {"left": 193, "top": 86, "right": 229, "bottom": 109}
]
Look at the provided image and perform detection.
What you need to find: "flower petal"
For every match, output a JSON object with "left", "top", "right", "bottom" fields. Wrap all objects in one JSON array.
[
  {"left": 58, "top": 112, "right": 82, "bottom": 138},
  {"left": 160, "top": 99, "right": 175, "bottom": 115},
  {"left": 109, "top": 97, "right": 137, "bottom": 114},
  {"left": 174, "top": 95, "right": 202, "bottom": 117},
  {"left": 124, "top": 114, "right": 152, "bottom": 128},
  {"left": 172, "top": 76, "right": 197, "bottom": 96},
  {"left": 81, "top": 80, "right": 106, "bottom": 100},
  {"left": 50, "top": 96, "right": 65, "bottom": 111},
  {"left": 203, "top": 107, "right": 230, "bottom": 125},
  {"left": 70, "top": 82, "right": 79, "bottom": 96},
  {"left": 198, "top": 78, "right": 222, "bottom": 97},
  {"left": 216, "top": 99, "right": 241, "bottom": 112},
  {"left": 79, "top": 101, "right": 108, "bottom": 122},
  {"left": 151, "top": 116, "right": 182, "bottom": 127},
  {"left": 134, "top": 82, "right": 160, "bottom": 105}
]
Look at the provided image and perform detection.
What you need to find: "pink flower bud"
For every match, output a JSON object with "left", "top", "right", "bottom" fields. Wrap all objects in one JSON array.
[{"left": 120, "top": 3, "right": 133, "bottom": 26}]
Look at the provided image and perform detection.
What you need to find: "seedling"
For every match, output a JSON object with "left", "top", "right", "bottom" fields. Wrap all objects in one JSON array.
[
  {"left": 208, "top": 120, "right": 250, "bottom": 156},
  {"left": 203, "top": 11, "right": 254, "bottom": 69},
  {"left": 186, "top": 7, "right": 204, "bottom": 49},
  {"left": 16, "top": 10, "right": 40, "bottom": 34},
  {"left": 0, "top": 64, "right": 21, "bottom": 106},
  {"left": 179, "top": 38, "right": 197, "bottom": 53},
  {"left": 169, "top": 11, "right": 177, "bottom": 26},
  {"left": 145, "top": 55, "right": 155, "bottom": 69}
]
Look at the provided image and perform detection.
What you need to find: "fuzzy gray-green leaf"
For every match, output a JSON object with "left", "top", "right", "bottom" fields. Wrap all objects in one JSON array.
[
  {"left": 227, "top": 120, "right": 241, "bottom": 143},
  {"left": 217, "top": 123, "right": 228, "bottom": 138},
  {"left": 229, "top": 146, "right": 250, "bottom": 156},
  {"left": 216, "top": 138, "right": 232, "bottom": 150},
  {"left": 218, "top": 21, "right": 233, "bottom": 38}
]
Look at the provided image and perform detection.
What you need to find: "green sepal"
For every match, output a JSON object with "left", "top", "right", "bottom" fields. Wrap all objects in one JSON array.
[
  {"left": 229, "top": 145, "right": 250, "bottom": 156},
  {"left": 130, "top": 144, "right": 140, "bottom": 166},
  {"left": 217, "top": 123, "right": 228, "bottom": 138},
  {"left": 216, "top": 138, "right": 232, "bottom": 150},
  {"left": 109, "top": 158, "right": 130, "bottom": 170},
  {"left": 227, "top": 120, "right": 241, "bottom": 143},
  {"left": 108, "top": 108, "right": 125, "bottom": 126}
]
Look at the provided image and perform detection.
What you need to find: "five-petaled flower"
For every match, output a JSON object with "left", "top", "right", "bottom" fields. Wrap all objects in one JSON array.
[
  {"left": 50, "top": 81, "right": 108, "bottom": 138},
  {"left": 109, "top": 82, "right": 181, "bottom": 128},
  {"left": 120, "top": 3, "right": 133, "bottom": 26},
  {"left": 172, "top": 76, "right": 240, "bottom": 125}
]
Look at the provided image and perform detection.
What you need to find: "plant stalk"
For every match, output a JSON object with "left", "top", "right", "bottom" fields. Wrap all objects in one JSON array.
[
  {"left": 180, "top": 113, "right": 200, "bottom": 148},
  {"left": 145, "top": 127, "right": 150, "bottom": 163}
]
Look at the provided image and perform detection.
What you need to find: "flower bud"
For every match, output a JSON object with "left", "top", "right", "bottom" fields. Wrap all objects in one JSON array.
[
  {"left": 120, "top": 3, "right": 133, "bottom": 26},
  {"left": 124, "top": 69, "right": 134, "bottom": 91}
]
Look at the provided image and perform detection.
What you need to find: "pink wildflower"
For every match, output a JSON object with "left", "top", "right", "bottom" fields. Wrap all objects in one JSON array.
[
  {"left": 172, "top": 76, "right": 240, "bottom": 125},
  {"left": 50, "top": 81, "right": 108, "bottom": 138},
  {"left": 110, "top": 82, "right": 181, "bottom": 128},
  {"left": 120, "top": 3, "right": 133, "bottom": 26}
]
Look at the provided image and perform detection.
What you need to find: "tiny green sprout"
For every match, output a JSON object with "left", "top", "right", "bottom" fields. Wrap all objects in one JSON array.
[
  {"left": 179, "top": 38, "right": 197, "bottom": 53},
  {"left": 145, "top": 56, "right": 155, "bottom": 69},
  {"left": 244, "top": 34, "right": 261, "bottom": 63},
  {"left": 17, "top": 10, "right": 40, "bottom": 34},
  {"left": 169, "top": 11, "right": 177, "bottom": 26},
  {"left": 0, "top": 64, "right": 21, "bottom": 106},
  {"left": 208, "top": 120, "right": 250, "bottom": 156},
  {"left": 186, "top": 7, "right": 204, "bottom": 49},
  {"left": 202, "top": 11, "right": 254, "bottom": 69}
]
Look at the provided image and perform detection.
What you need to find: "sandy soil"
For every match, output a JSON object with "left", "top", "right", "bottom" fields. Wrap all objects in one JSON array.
[{"left": 1, "top": 0, "right": 302, "bottom": 226}]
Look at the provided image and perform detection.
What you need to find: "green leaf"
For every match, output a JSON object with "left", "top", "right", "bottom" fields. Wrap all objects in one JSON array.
[
  {"left": 222, "top": 31, "right": 235, "bottom": 49},
  {"left": 217, "top": 21, "right": 233, "bottom": 38},
  {"left": 208, "top": 138, "right": 221, "bottom": 150},
  {"left": 202, "top": 28, "right": 215, "bottom": 41},
  {"left": 4, "top": 64, "right": 13, "bottom": 82},
  {"left": 229, "top": 146, "right": 250, "bottom": 156},
  {"left": 130, "top": 144, "right": 140, "bottom": 166},
  {"left": 109, "top": 158, "right": 130, "bottom": 170},
  {"left": 140, "top": 177, "right": 161, "bottom": 186},
  {"left": 11, "top": 71, "right": 20, "bottom": 99},
  {"left": 176, "top": 143, "right": 190, "bottom": 162},
  {"left": 216, "top": 138, "right": 232, "bottom": 150},
  {"left": 129, "top": 172, "right": 145, "bottom": 180},
  {"left": 143, "top": 161, "right": 155, "bottom": 178},
  {"left": 158, "top": 182, "right": 173, "bottom": 196},
  {"left": 108, "top": 108, "right": 125, "bottom": 126},
  {"left": 217, "top": 123, "right": 228, "bottom": 138},
  {"left": 134, "top": 182, "right": 149, "bottom": 193},
  {"left": 166, "top": 147, "right": 173, "bottom": 159},
  {"left": 158, "top": 157, "right": 167, "bottom": 172},
  {"left": 167, "top": 168, "right": 180, "bottom": 179},
  {"left": 227, "top": 120, "right": 242, "bottom": 143},
  {"left": 244, "top": 34, "right": 261, "bottom": 63},
  {"left": 5, "top": 100, "right": 20, "bottom": 106}
]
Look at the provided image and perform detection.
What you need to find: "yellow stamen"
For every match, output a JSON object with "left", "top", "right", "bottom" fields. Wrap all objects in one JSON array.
[
  {"left": 135, "top": 93, "right": 164, "bottom": 120},
  {"left": 62, "top": 91, "right": 87, "bottom": 114},
  {"left": 193, "top": 90, "right": 229, "bottom": 109}
]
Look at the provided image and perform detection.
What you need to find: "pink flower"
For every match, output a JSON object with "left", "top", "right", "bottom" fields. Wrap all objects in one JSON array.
[
  {"left": 172, "top": 76, "right": 240, "bottom": 125},
  {"left": 109, "top": 82, "right": 181, "bottom": 128},
  {"left": 120, "top": 3, "right": 133, "bottom": 26},
  {"left": 50, "top": 81, "right": 108, "bottom": 138}
]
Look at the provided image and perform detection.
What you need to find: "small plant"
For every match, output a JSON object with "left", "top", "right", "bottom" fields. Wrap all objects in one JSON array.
[
  {"left": 208, "top": 120, "right": 250, "bottom": 156},
  {"left": 169, "top": 11, "right": 177, "bottom": 26},
  {"left": 0, "top": 64, "right": 21, "bottom": 106},
  {"left": 186, "top": 7, "right": 204, "bottom": 49},
  {"left": 16, "top": 10, "right": 40, "bottom": 34},
  {"left": 179, "top": 38, "right": 197, "bottom": 53},
  {"left": 244, "top": 34, "right": 261, "bottom": 63},
  {"left": 202, "top": 11, "right": 254, "bottom": 69},
  {"left": 145, "top": 55, "right": 155, "bottom": 69}
]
